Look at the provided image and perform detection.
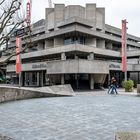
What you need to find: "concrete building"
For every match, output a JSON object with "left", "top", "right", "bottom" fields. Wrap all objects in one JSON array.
[{"left": 4, "top": 4, "right": 140, "bottom": 89}]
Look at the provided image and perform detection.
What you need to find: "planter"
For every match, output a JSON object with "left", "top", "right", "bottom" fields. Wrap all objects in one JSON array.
[
  {"left": 125, "top": 88, "right": 134, "bottom": 92},
  {"left": 122, "top": 80, "right": 134, "bottom": 92}
]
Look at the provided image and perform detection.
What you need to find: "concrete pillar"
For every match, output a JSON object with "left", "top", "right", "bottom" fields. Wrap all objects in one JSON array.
[
  {"left": 24, "top": 73, "right": 28, "bottom": 86},
  {"left": 38, "top": 42, "right": 44, "bottom": 50},
  {"left": 88, "top": 53, "right": 94, "bottom": 60},
  {"left": 106, "top": 42, "right": 112, "bottom": 50},
  {"left": 89, "top": 74, "right": 94, "bottom": 90},
  {"left": 45, "top": 39, "right": 53, "bottom": 49},
  {"left": 97, "top": 39, "right": 105, "bottom": 49},
  {"left": 61, "top": 74, "right": 65, "bottom": 85},
  {"left": 37, "top": 72, "right": 40, "bottom": 86},
  {"left": 54, "top": 37, "right": 63, "bottom": 47},
  {"left": 86, "top": 38, "right": 96, "bottom": 47},
  {"left": 61, "top": 52, "right": 66, "bottom": 60},
  {"left": 29, "top": 73, "right": 32, "bottom": 86},
  {"left": 20, "top": 72, "right": 23, "bottom": 87},
  {"left": 74, "top": 55, "right": 78, "bottom": 59},
  {"left": 75, "top": 74, "right": 79, "bottom": 89},
  {"left": 40, "top": 71, "right": 44, "bottom": 87}
]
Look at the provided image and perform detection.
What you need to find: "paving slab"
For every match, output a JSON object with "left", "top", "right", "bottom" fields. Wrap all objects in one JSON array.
[{"left": 0, "top": 92, "right": 140, "bottom": 140}]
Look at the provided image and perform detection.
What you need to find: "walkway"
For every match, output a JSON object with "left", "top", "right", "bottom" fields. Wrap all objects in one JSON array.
[{"left": 0, "top": 89, "right": 139, "bottom": 140}]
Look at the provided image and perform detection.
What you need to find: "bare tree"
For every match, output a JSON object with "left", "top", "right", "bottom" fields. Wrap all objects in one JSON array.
[{"left": 0, "top": 0, "right": 27, "bottom": 64}]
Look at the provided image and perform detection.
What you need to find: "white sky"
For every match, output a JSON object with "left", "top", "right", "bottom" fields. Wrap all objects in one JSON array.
[{"left": 29, "top": 0, "right": 140, "bottom": 37}]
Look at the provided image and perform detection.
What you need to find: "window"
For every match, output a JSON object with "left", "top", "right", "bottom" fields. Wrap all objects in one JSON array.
[{"left": 64, "top": 36, "right": 85, "bottom": 45}]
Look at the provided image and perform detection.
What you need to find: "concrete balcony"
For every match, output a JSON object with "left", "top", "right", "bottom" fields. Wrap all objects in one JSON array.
[
  {"left": 6, "top": 59, "right": 109, "bottom": 74},
  {"left": 133, "top": 64, "right": 140, "bottom": 71},
  {"left": 127, "top": 50, "right": 140, "bottom": 57},
  {"left": 9, "top": 44, "right": 121, "bottom": 61},
  {"left": 47, "top": 59, "right": 109, "bottom": 74}
]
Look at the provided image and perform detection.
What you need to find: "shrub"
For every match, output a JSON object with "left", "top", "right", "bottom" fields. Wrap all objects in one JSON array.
[{"left": 122, "top": 80, "right": 134, "bottom": 92}]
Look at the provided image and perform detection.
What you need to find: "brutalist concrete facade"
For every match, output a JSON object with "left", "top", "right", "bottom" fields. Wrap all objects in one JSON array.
[{"left": 5, "top": 4, "right": 140, "bottom": 89}]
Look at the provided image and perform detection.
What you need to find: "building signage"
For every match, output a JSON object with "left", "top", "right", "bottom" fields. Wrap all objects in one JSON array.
[
  {"left": 32, "top": 63, "right": 47, "bottom": 69},
  {"left": 15, "top": 37, "right": 21, "bottom": 74},
  {"left": 109, "top": 64, "right": 120, "bottom": 69},
  {"left": 122, "top": 20, "right": 126, "bottom": 72}
]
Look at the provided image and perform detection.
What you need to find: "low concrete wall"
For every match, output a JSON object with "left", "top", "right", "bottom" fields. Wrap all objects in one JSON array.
[
  {"left": 0, "top": 87, "right": 54, "bottom": 103},
  {"left": 0, "top": 84, "right": 74, "bottom": 103},
  {"left": 115, "top": 132, "right": 140, "bottom": 140}
]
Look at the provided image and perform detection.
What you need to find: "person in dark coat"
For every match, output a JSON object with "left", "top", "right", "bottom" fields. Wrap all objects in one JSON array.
[{"left": 108, "top": 77, "right": 118, "bottom": 94}]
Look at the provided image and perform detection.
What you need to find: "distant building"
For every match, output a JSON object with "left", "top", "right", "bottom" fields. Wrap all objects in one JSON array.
[{"left": 3, "top": 4, "right": 140, "bottom": 89}]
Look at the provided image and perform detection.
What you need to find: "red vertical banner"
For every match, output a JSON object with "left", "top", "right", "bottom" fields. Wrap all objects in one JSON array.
[
  {"left": 122, "top": 20, "right": 126, "bottom": 72},
  {"left": 26, "top": 1, "right": 31, "bottom": 25},
  {"left": 15, "top": 37, "right": 21, "bottom": 74}
]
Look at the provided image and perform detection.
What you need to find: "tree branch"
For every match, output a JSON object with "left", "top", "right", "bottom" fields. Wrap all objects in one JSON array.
[{"left": 0, "top": 0, "right": 5, "bottom": 5}]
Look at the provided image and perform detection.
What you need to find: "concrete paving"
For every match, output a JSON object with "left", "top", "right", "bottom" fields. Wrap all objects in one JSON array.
[{"left": 0, "top": 89, "right": 140, "bottom": 140}]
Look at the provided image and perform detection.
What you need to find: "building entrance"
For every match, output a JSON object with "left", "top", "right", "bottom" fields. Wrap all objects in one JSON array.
[
  {"left": 23, "top": 71, "right": 46, "bottom": 87},
  {"left": 65, "top": 74, "right": 90, "bottom": 90}
]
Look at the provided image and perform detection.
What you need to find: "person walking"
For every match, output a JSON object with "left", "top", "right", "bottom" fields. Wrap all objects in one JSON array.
[
  {"left": 108, "top": 79, "right": 112, "bottom": 94},
  {"left": 108, "top": 77, "right": 118, "bottom": 94},
  {"left": 110, "top": 77, "right": 118, "bottom": 94}
]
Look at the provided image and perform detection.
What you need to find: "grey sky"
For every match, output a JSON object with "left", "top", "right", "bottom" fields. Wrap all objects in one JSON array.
[{"left": 30, "top": 0, "right": 140, "bottom": 37}]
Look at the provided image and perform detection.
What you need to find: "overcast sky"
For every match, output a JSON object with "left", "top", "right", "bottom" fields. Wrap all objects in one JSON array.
[{"left": 29, "top": 0, "right": 140, "bottom": 37}]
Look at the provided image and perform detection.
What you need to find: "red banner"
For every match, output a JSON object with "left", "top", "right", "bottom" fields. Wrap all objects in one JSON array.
[
  {"left": 15, "top": 37, "right": 21, "bottom": 74},
  {"left": 26, "top": 1, "right": 31, "bottom": 25},
  {"left": 121, "top": 20, "right": 126, "bottom": 72}
]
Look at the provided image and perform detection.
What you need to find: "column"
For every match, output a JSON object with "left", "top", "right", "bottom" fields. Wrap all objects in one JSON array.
[
  {"left": 38, "top": 42, "right": 44, "bottom": 50},
  {"left": 54, "top": 37, "right": 63, "bottom": 47},
  {"left": 106, "top": 42, "right": 112, "bottom": 50},
  {"left": 37, "top": 72, "right": 40, "bottom": 86},
  {"left": 61, "top": 52, "right": 66, "bottom": 60},
  {"left": 20, "top": 72, "right": 23, "bottom": 86},
  {"left": 40, "top": 71, "right": 44, "bottom": 87},
  {"left": 45, "top": 39, "right": 53, "bottom": 49},
  {"left": 75, "top": 74, "right": 79, "bottom": 89},
  {"left": 86, "top": 38, "right": 96, "bottom": 47},
  {"left": 88, "top": 52, "right": 94, "bottom": 60},
  {"left": 89, "top": 74, "right": 94, "bottom": 90},
  {"left": 97, "top": 39, "right": 105, "bottom": 49},
  {"left": 61, "top": 74, "right": 65, "bottom": 85}
]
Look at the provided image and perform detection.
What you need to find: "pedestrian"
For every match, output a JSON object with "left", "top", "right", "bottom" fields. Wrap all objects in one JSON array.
[{"left": 108, "top": 77, "right": 118, "bottom": 94}]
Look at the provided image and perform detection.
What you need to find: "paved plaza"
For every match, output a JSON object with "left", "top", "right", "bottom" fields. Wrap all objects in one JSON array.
[{"left": 0, "top": 90, "right": 140, "bottom": 140}]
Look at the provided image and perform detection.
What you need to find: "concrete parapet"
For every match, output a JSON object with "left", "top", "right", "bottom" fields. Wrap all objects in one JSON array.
[
  {"left": 49, "top": 84, "right": 75, "bottom": 95},
  {"left": 0, "top": 84, "right": 74, "bottom": 103},
  {"left": 115, "top": 132, "right": 140, "bottom": 140}
]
